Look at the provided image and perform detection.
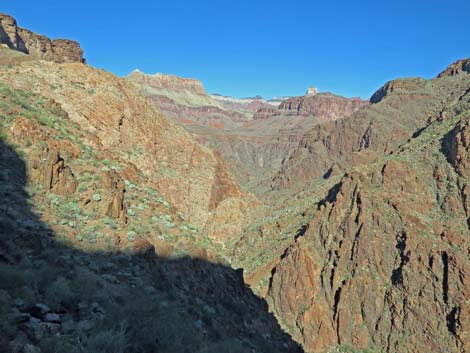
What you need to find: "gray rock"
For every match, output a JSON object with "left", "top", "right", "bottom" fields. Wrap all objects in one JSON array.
[
  {"left": 21, "top": 317, "right": 44, "bottom": 341},
  {"left": 91, "top": 302, "right": 104, "bottom": 314},
  {"left": 77, "top": 302, "right": 89, "bottom": 318},
  {"left": 13, "top": 312, "right": 31, "bottom": 324},
  {"left": 61, "top": 319, "right": 77, "bottom": 334},
  {"left": 114, "top": 254, "right": 130, "bottom": 263},
  {"left": 21, "top": 316, "right": 61, "bottom": 341},
  {"left": 9, "top": 331, "right": 29, "bottom": 353},
  {"left": 76, "top": 319, "right": 94, "bottom": 331},
  {"left": 131, "top": 277, "right": 144, "bottom": 287},
  {"left": 143, "top": 286, "right": 157, "bottom": 295},
  {"left": 43, "top": 313, "right": 61, "bottom": 324},
  {"left": 103, "top": 261, "right": 117, "bottom": 270},
  {"left": 0, "top": 289, "right": 12, "bottom": 302},
  {"left": 43, "top": 322, "right": 61, "bottom": 336},
  {"left": 87, "top": 261, "right": 99, "bottom": 272},
  {"left": 14, "top": 298, "right": 25, "bottom": 308},
  {"left": 55, "top": 255, "right": 73, "bottom": 267},
  {"left": 102, "top": 274, "right": 119, "bottom": 284},
  {"left": 194, "top": 320, "right": 203, "bottom": 329},
  {"left": 24, "top": 344, "right": 42, "bottom": 353},
  {"left": 27, "top": 304, "right": 50, "bottom": 318}
]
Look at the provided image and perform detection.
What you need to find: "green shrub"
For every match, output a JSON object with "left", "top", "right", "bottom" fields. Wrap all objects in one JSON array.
[{"left": 127, "top": 231, "right": 137, "bottom": 242}]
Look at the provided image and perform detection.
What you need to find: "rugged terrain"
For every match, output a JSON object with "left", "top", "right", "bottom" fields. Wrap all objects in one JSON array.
[
  {"left": 0, "top": 14, "right": 84, "bottom": 63},
  {"left": 1, "top": 13, "right": 469, "bottom": 353},
  {"left": 127, "top": 71, "right": 365, "bottom": 196},
  {"left": 231, "top": 60, "right": 470, "bottom": 353},
  {"left": 0, "top": 15, "right": 300, "bottom": 353}
]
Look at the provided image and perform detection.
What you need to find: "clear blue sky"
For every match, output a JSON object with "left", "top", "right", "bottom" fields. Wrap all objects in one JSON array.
[{"left": 2, "top": 1, "right": 469, "bottom": 99}]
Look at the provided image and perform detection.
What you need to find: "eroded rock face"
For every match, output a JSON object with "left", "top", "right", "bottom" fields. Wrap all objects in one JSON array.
[
  {"left": 0, "top": 61, "right": 256, "bottom": 243},
  {"left": 270, "top": 72, "right": 470, "bottom": 191},
  {"left": 232, "top": 62, "right": 470, "bottom": 353},
  {"left": 277, "top": 93, "right": 367, "bottom": 120},
  {"left": 42, "top": 150, "right": 77, "bottom": 196},
  {"left": 438, "top": 58, "right": 470, "bottom": 77},
  {"left": 0, "top": 14, "right": 84, "bottom": 63},
  {"left": 444, "top": 119, "right": 470, "bottom": 177},
  {"left": 128, "top": 70, "right": 206, "bottom": 95},
  {"left": 369, "top": 77, "right": 429, "bottom": 104},
  {"left": 103, "top": 170, "right": 128, "bottom": 222},
  {"left": 267, "top": 158, "right": 469, "bottom": 352}
]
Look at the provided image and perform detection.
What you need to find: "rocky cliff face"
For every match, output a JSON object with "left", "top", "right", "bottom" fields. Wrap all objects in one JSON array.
[
  {"left": 273, "top": 92, "right": 367, "bottom": 120},
  {"left": 265, "top": 113, "right": 470, "bottom": 352},
  {"left": 128, "top": 69, "right": 206, "bottom": 95},
  {"left": 438, "top": 58, "right": 470, "bottom": 77},
  {"left": 231, "top": 59, "right": 470, "bottom": 353},
  {"left": 369, "top": 77, "right": 429, "bottom": 104},
  {"left": 270, "top": 71, "right": 469, "bottom": 192},
  {"left": 0, "top": 93, "right": 301, "bottom": 353},
  {"left": 0, "top": 14, "right": 84, "bottom": 63}
]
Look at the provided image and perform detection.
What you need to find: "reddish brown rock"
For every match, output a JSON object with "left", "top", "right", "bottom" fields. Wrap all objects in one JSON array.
[
  {"left": 42, "top": 150, "right": 77, "bottom": 196},
  {"left": 438, "top": 58, "right": 470, "bottom": 77},
  {"left": 103, "top": 170, "right": 128, "bottom": 222},
  {"left": 277, "top": 93, "right": 367, "bottom": 120},
  {"left": 369, "top": 77, "right": 428, "bottom": 103},
  {"left": 0, "top": 60, "right": 257, "bottom": 243},
  {"left": 444, "top": 119, "right": 470, "bottom": 178},
  {"left": 270, "top": 72, "right": 458, "bottom": 192},
  {"left": 0, "top": 13, "right": 84, "bottom": 63}
]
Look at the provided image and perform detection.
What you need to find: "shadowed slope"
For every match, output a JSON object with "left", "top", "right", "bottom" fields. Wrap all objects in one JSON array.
[{"left": 0, "top": 132, "right": 303, "bottom": 352}]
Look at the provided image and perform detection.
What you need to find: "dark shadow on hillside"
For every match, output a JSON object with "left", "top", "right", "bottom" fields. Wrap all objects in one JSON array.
[{"left": 0, "top": 138, "right": 303, "bottom": 353}]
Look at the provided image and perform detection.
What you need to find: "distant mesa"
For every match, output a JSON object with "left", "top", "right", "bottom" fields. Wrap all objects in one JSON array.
[
  {"left": 306, "top": 86, "right": 319, "bottom": 96},
  {"left": 274, "top": 92, "right": 367, "bottom": 120},
  {"left": 0, "top": 13, "right": 84, "bottom": 63},
  {"left": 128, "top": 69, "right": 207, "bottom": 95}
]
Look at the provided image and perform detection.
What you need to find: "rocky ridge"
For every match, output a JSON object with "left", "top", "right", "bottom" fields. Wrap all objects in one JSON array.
[
  {"left": 256, "top": 92, "right": 367, "bottom": 120},
  {"left": 0, "top": 14, "right": 84, "bottom": 63},
  {"left": 128, "top": 70, "right": 207, "bottom": 95},
  {"left": 270, "top": 75, "right": 449, "bottom": 191},
  {"left": 438, "top": 58, "right": 470, "bottom": 77},
  {"left": 231, "top": 59, "right": 470, "bottom": 353}
]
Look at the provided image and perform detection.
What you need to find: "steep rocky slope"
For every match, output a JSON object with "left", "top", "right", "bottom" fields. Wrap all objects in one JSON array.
[
  {"left": 231, "top": 61, "right": 470, "bottom": 353},
  {"left": 0, "top": 121, "right": 300, "bottom": 353},
  {"left": 0, "top": 14, "right": 84, "bottom": 63},
  {"left": 0, "top": 46, "right": 302, "bottom": 352},
  {"left": 0, "top": 57, "right": 257, "bottom": 244},
  {"left": 271, "top": 75, "right": 467, "bottom": 192}
]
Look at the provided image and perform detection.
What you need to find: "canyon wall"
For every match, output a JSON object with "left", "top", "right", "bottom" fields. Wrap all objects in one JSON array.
[{"left": 0, "top": 13, "right": 84, "bottom": 63}]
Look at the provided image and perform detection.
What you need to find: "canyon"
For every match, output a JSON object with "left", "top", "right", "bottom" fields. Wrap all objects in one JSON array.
[
  {"left": 0, "top": 13, "right": 469, "bottom": 353},
  {"left": 127, "top": 70, "right": 366, "bottom": 197}
]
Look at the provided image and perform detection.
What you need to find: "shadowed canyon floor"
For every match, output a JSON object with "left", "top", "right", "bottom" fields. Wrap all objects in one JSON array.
[{"left": 0, "top": 13, "right": 469, "bottom": 353}]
